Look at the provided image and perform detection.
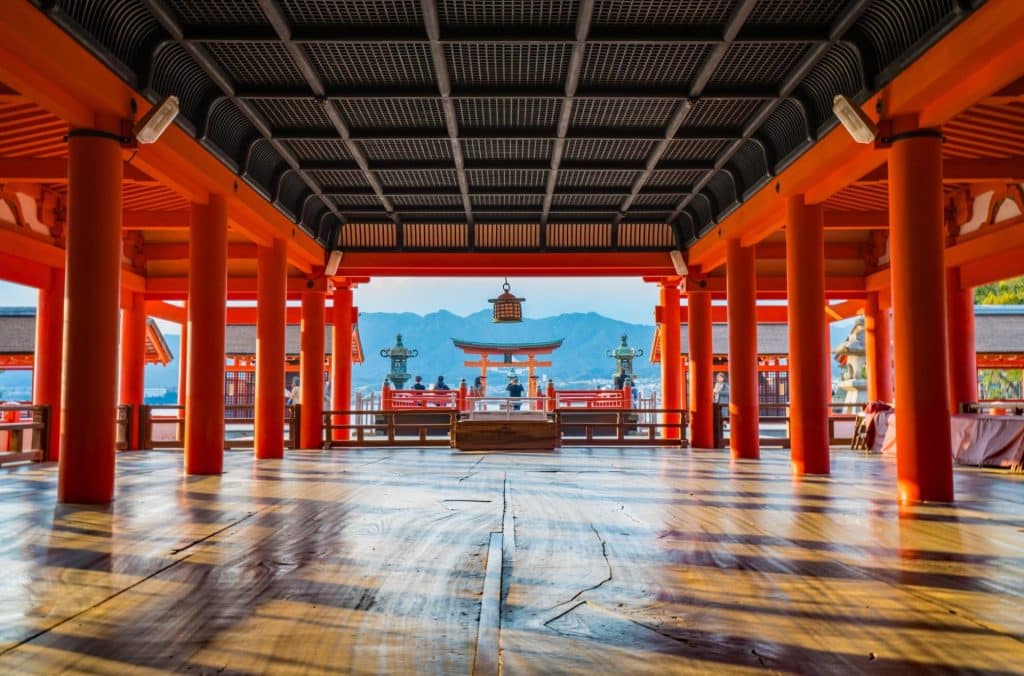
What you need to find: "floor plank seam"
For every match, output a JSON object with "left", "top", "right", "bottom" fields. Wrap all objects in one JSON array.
[{"left": 473, "top": 531, "right": 504, "bottom": 676}]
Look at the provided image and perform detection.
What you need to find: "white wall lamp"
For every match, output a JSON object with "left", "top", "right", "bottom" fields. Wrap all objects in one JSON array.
[
  {"left": 325, "top": 250, "right": 343, "bottom": 276},
  {"left": 832, "top": 94, "right": 879, "bottom": 144},
  {"left": 669, "top": 250, "right": 688, "bottom": 277},
  {"left": 134, "top": 95, "right": 179, "bottom": 144}
]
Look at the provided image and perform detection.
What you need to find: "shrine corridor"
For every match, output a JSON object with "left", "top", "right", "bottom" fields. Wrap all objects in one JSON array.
[{"left": 0, "top": 449, "right": 1022, "bottom": 674}]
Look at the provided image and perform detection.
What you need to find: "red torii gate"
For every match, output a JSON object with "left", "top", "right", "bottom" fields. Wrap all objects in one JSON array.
[{"left": 452, "top": 338, "right": 564, "bottom": 398}]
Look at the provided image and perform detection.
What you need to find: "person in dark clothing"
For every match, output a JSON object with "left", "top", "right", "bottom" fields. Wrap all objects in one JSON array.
[
  {"left": 435, "top": 376, "right": 450, "bottom": 391},
  {"left": 411, "top": 375, "right": 426, "bottom": 390},
  {"left": 506, "top": 377, "right": 525, "bottom": 410}
]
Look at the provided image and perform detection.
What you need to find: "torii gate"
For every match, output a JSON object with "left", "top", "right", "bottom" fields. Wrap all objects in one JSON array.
[{"left": 452, "top": 338, "right": 564, "bottom": 397}]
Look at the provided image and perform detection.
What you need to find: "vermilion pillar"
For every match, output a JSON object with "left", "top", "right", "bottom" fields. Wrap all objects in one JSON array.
[
  {"left": 34, "top": 267, "right": 63, "bottom": 461},
  {"left": 255, "top": 238, "right": 287, "bottom": 458},
  {"left": 687, "top": 289, "right": 714, "bottom": 448},
  {"left": 946, "top": 266, "right": 977, "bottom": 414},
  {"left": 59, "top": 127, "right": 122, "bottom": 503},
  {"left": 119, "top": 291, "right": 147, "bottom": 450},
  {"left": 184, "top": 196, "right": 228, "bottom": 475},
  {"left": 864, "top": 291, "right": 893, "bottom": 402},
  {"left": 659, "top": 281, "right": 682, "bottom": 439},
  {"left": 785, "top": 196, "right": 829, "bottom": 475},
  {"left": 331, "top": 284, "right": 354, "bottom": 442},
  {"left": 726, "top": 239, "right": 759, "bottom": 459},
  {"left": 300, "top": 288, "right": 326, "bottom": 448},
  {"left": 177, "top": 302, "right": 188, "bottom": 442},
  {"left": 888, "top": 117, "right": 953, "bottom": 502}
]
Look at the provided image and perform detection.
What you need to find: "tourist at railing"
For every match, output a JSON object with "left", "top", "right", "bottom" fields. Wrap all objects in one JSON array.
[
  {"left": 411, "top": 376, "right": 426, "bottom": 391},
  {"left": 435, "top": 375, "right": 450, "bottom": 391},
  {"left": 506, "top": 377, "right": 524, "bottom": 410}
]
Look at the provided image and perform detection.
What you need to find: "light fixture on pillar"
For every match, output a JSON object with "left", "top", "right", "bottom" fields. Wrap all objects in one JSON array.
[
  {"left": 325, "top": 250, "right": 343, "bottom": 276},
  {"left": 489, "top": 278, "right": 525, "bottom": 323},
  {"left": 134, "top": 95, "right": 179, "bottom": 144},
  {"left": 669, "top": 250, "right": 688, "bottom": 276},
  {"left": 832, "top": 95, "right": 878, "bottom": 144}
]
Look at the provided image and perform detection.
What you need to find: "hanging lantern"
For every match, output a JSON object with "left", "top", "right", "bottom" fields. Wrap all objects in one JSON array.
[{"left": 489, "top": 278, "right": 525, "bottom": 323}]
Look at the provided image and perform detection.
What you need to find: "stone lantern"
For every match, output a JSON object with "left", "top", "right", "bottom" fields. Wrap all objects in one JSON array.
[
  {"left": 380, "top": 333, "right": 418, "bottom": 390},
  {"left": 607, "top": 334, "right": 643, "bottom": 384}
]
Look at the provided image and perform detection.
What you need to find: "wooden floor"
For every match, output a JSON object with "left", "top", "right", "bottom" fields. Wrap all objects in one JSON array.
[{"left": 1, "top": 448, "right": 1022, "bottom": 675}]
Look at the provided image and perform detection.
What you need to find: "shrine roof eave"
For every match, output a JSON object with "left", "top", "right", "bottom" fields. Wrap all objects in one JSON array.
[{"left": 451, "top": 338, "right": 565, "bottom": 354}]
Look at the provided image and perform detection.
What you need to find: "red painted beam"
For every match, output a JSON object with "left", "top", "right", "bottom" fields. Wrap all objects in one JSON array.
[
  {"left": 123, "top": 210, "right": 189, "bottom": 231},
  {"left": 0, "top": 157, "right": 155, "bottom": 183},
  {"left": 336, "top": 251, "right": 676, "bottom": 277},
  {"left": 144, "top": 242, "right": 259, "bottom": 261}
]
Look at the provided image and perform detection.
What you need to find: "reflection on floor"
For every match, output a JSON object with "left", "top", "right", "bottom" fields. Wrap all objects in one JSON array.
[{"left": 0, "top": 448, "right": 1022, "bottom": 674}]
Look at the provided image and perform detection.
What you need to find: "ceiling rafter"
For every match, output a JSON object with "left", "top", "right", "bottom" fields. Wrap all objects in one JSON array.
[
  {"left": 420, "top": 0, "right": 474, "bottom": 227},
  {"left": 137, "top": 0, "right": 346, "bottom": 231},
  {"left": 255, "top": 0, "right": 396, "bottom": 224},
  {"left": 540, "top": 0, "right": 594, "bottom": 228},
  {"left": 177, "top": 26, "right": 832, "bottom": 45},
  {"left": 615, "top": 0, "right": 756, "bottom": 234},
  {"left": 668, "top": 0, "right": 874, "bottom": 227}
]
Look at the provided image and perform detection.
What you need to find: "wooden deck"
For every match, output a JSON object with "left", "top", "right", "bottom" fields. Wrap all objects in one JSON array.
[{"left": 0, "top": 448, "right": 1022, "bottom": 674}]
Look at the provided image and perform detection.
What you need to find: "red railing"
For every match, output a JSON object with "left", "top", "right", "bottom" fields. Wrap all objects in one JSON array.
[
  {"left": 555, "top": 389, "right": 632, "bottom": 409},
  {"left": 385, "top": 390, "right": 459, "bottom": 410}
]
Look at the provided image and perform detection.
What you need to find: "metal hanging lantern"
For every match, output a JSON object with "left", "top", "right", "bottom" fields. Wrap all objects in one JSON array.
[{"left": 489, "top": 278, "right": 525, "bottom": 323}]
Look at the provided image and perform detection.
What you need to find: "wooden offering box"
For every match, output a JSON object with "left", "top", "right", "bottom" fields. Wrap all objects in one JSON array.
[{"left": 453, "top": 414, "right": 557, "bottom": 452}]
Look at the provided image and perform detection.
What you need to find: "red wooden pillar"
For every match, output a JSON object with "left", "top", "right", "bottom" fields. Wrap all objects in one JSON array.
[
  {"left": 300, "top": 287, "right": 326, "bottom": 448},
  {"left": 546, "top": 380, "right": 556, "bottom": 412},
  {"left": 58, "top": 126, "right": 122, "bottom": 503},
  {"left": 785, "top": 196, "right": 829, "bottom": 475},
  {"left": 176, "top": 301, "right": 188, "bottom": 442},
  {"left": 381, "top": 379, "right": 392, "bottom": 410},
  {"left": 458, "top": 379, "right": 468, "bottom": 411},
  {"left": 888, "top": 117, "right": 953, "bottom": 503},
  {"left": 331, "top": 284, "right": 354, "bottom": 441},
  {"left": 726, "top": 238, "right": 759, "bottom": 459},
  {"left": 119, "top": 291, "right": 147, "bottom": 450},
  {"left": 255, "top": 238, "right": 287, "bottom": 458},
  {"left": 659, "top": 280, "right": 682, "bottom": 439},
  {"left": 34, "top": 267, "right": 63, "bottom": 461},
  {"left": 865, "top": 291, "right": 893, "bottom": 402},
  {"left": 184, "top": 195, "right": 228, "bottom": 475},
  {"left": 946, "top": 266, "right": 977, "bottom": 414},
  {"left": 687, "top": 289, "right": 714, "bottom": 448}
]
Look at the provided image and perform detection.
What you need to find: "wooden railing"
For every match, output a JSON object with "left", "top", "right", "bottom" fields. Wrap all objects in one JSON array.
[
  {"left": 962, "top": 401, "right": 1024, "bottom": 415},
  {"left": 116, "top": 404, "right": 131, "bottom": 451},
  {"left": 556, "top": 408, "right": 688, "bottom": 446},
  {"left": 322, "top": 408, "right": 456, "bottom": 447},
  {"left": 0, "top": 404, "right": 49, "bottom": 465},
  {"left": 712, "top": 402, "right": 865, "bottom": 449},
  {"left": 139, "top": 404, "right": 298, "bottom": 450}
]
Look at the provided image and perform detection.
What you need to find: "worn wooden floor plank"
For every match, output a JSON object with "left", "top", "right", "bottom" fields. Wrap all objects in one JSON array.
[{"left": 0, "top": 448, "right": 1022, "bottom": 674}]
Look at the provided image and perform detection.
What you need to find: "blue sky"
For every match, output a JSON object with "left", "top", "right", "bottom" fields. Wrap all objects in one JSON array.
[{"left": 0, "top": 277, "right": 661, "bottom": 332}]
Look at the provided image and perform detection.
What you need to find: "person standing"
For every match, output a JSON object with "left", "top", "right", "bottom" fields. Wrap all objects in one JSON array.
[
  {"left": 411, "top": 375, "right": 426, "bottom": 391},
  {"left": 713, "top": 372, "right": 729, "bottom": 404},
  {"left": 506, "top": 376, "right": 524, "bottom": 410},
  {"left": 435, "top": 376, "right": 450, "bottom": 391}
]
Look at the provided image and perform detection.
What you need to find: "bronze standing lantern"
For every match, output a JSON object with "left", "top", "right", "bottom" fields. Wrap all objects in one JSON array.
[
  {"left": 379, "top": 333, "right": 418, "bottom": 390},
  {"left": 489, "top": 279, "right": 525, "bottom": 323}
]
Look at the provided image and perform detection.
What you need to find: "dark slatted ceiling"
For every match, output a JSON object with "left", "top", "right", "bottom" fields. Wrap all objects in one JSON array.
[{"left": 38, "top": 0, "right": 979, "bottom": 250}]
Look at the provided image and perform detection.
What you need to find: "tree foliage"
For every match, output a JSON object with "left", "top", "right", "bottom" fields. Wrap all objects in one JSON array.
[{"left": 975, "top": 275, "right": 1024, "bottom": 305}]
